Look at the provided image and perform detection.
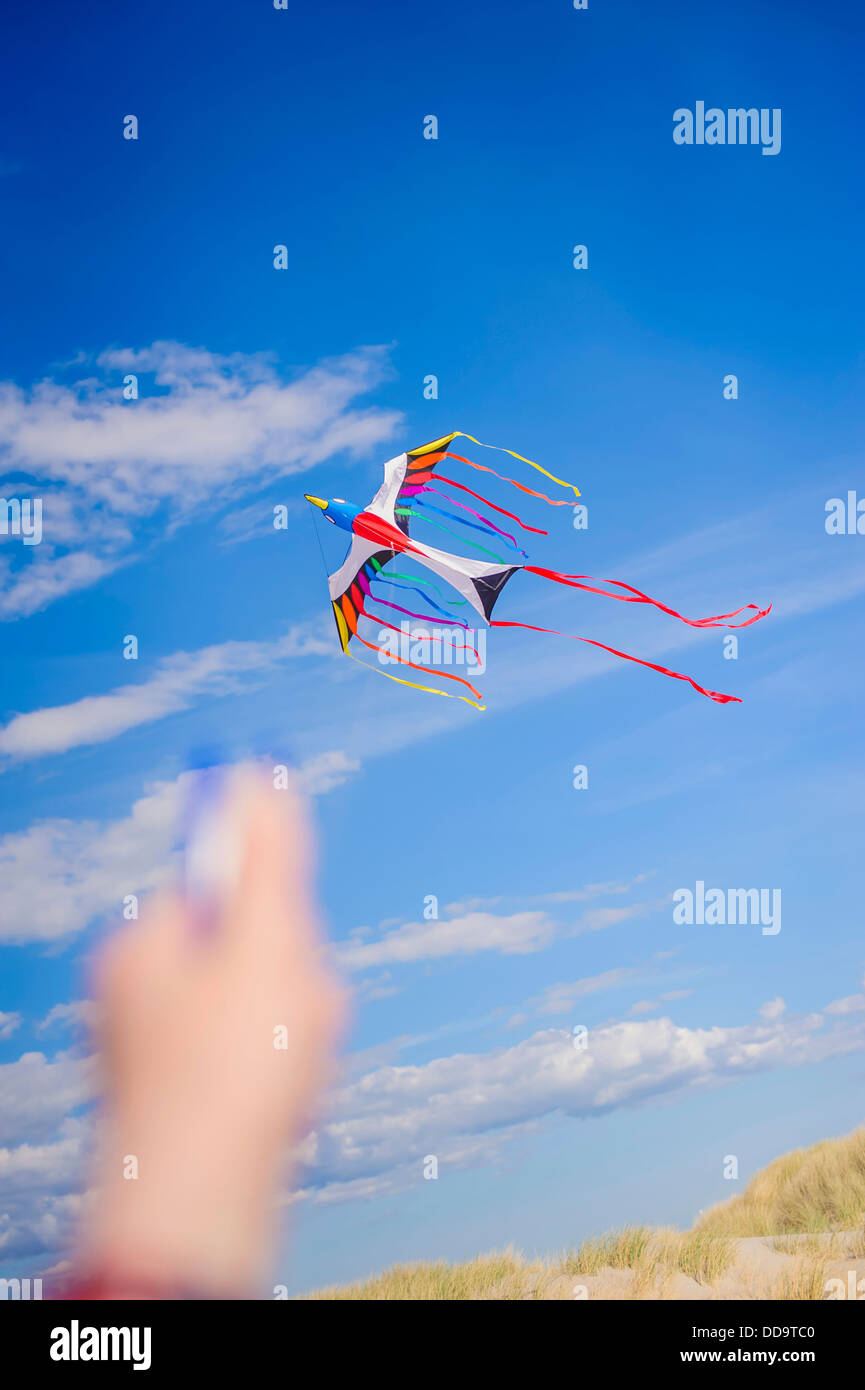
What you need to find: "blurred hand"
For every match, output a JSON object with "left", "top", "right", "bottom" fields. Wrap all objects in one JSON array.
[{"left": 84, "top": 768, "right": 345, "bottom": 1296}]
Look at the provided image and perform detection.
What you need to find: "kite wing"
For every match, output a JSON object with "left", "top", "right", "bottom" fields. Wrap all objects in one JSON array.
[
  {"left": 366, "top": 434, "right": 457, "bottom": 538},
  {"left": 327, "top": 538, "right": 396, "bottom": 653}
]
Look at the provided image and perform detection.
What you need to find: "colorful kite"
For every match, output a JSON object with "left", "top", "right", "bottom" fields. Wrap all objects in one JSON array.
[{"left": 305, "top": 432, "right": 770, "bottom": 710}]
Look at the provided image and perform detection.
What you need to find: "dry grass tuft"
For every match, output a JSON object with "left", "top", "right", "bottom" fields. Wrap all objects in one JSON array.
[
  {"left": 305, "top": 1247, "right": 529, "bottom": 1301},
  {"left": 695, "top": 1128, "right": 865, "bottom": 1237},
  {"left": 672, "top": 1230, "right": 735, "bottom": 1284},
  {"left": 562, "top": 1225, "right": 652, "bottom": 1276},
  {"left": 770, "top": 1260, "right": 832, "bottom": 1301}
]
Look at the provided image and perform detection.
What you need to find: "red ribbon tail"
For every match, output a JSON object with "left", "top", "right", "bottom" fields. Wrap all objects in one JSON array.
[
  {"left": 435, "top": 475, "right": 548, "bottom": 535},
  {"left": 489, "top": 620, "right": 742, "bottom": 704},
  {"left": 524, "top": 565, "right": 771, "bottom": 630}
]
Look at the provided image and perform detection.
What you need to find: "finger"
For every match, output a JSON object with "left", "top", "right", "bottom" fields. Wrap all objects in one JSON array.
[
  {"left": 93, "top": 893, "right": 188, "bottom": 997},
  {"left": 91, "top": 894, "right": 191, "bottom": 1063},
  {"left": 221, "top": 766, "right": 319, "bottom": 953}
]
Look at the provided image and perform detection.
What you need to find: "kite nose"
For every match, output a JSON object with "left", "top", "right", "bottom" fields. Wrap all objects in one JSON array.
[{"left": 304, "top": 494, "right": 328, "bottom": 510}]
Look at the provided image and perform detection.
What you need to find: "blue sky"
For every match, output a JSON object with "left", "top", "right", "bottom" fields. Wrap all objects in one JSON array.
[{"left": 1, "top": 0, "right": 864, "bottom": 1293}]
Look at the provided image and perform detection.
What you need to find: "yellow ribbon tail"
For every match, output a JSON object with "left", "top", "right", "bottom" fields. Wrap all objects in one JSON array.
[
  {"left": 343, "top": 647, "right": 486, "bottom": 711},
  {"left": 454, "top": 432, "right": 580, "bottom": 500}
]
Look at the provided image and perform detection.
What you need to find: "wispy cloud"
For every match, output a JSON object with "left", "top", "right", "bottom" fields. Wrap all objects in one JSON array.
[
  {"left": 824, "top": 976, "right": 865, "bottom": 1016},
  {"left": 531, "top": 967, "right": 646, "bottom": 1016},
  {"left": 216, "top": 498, "right": 304, "bottom": 546},
  {"left": 0, "top": 342, "right": 400, "bottom": 618},
  {"left": 626, "top": 990, "right": 694, "bottom": 1017},
  {"left": 5, "top": 977, "right": 864, "bottom": 1258},
  {"left": 503, "top": 948, "right": 688, "bottom": 1022},
  {"left": 0, "top": 753, "right": 361, "bottom": 944},
  {"left": 338, "top": 885, "right": 662, "bottom": 974},
  {"left": 0, "top": 626, "right": 333, "bottom": 761},
  {"left": 336, "top": 910, "right": 559, "bottom": 971},
  {"left": 299, "top": 987, "right": 865, "bottom": 1203},
  {"left": 0, "top": 777, "right": 181, "bottom": 945},
  {"left": 444, "top": 875, "right": 653, "bottom": 916},
  {"left": 296, "top": 750, "right": 361, "bottom": 795},
  {"left": 38, "top": 1002, "right": 96, "bottom": 1034}
]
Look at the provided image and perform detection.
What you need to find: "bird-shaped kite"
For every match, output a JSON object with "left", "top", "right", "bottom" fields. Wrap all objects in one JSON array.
[{"left": 305, "top": 432, "right": 770, "bottom": 710}]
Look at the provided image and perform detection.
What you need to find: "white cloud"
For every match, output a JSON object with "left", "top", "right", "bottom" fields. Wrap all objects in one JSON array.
[
  {"left": 0, "top": 1120, "right": 88, "bottom": 1195},
  {"left": 339, "top": 883, "right": 661, "bottom": 975},
  {"left": 0, "top": 551, "right": 117, "bottom": 619},
  {"left": 294, "top": 1124, "right": 541, "bottom": 1208},
  {"left": 760, "top": 997, "right": 786, "bottom": 1021},
  {"left": 0, "top": 1053, "right": 94, "bottom": 1147},
  {"left": 0, "top": 753, "right": 360, "bottom": 944},
  {"left": 0, "top": 626, "right": 333, "bottom": 761},
  {"left": 292, "top": 999, "right": 865, "bottom": 1202},
  {"left": 336, "top": 910, "right": 558, "bottom": 972},
  {"left": 824, "top": 993, "right": 865, "bottom": 1016},
  {"left": 217, "top": 498, "right": 301, "bottom": 546},
  {"left": 495, "top": 950, "right": 692, "bottom": 1024},
  {"left": 295, "top": 750, "right": 361, "bottom": 796},
  {"left": 356, "top": 973, "right": 403, "bottom": 1003},
  {"left": 0, "top": 1010, "right": 22, "bottom": 1039},
  {"left": 538, "top": 875, "right": 656, "bottom": 904},
  {"left": 444, "top": 875, "right": 652, "bottom": 916},
  {"left": 0, "top": 1119, "right": 90, "bottom": 1262},
  {"left": 533, "top": 967, "right": 641, "bottom": 1016},
  {"left": 627, "top": 989, "right": 694, "bottom": 1017},
  {"left": 581, "top": 901, "right": 655, "bottom": 932},
  {"left": 628, "top": 999, "right": 660, "bottom": 1016},
  {"left": 0, "top": 342, "right": 400, "bottom": 618},
  {"left": 38, "top": 1001, "right": 96, "bottom": 1034},
  {"left": 0, "top": 778, "right": 180, "bottom": 944},
  {"left": 5, "top": 978, "right": 865, "bottom": 1257}
]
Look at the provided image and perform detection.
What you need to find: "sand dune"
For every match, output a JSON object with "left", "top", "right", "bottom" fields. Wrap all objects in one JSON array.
[{"left": 306, "top": 1126, "right": 865, "bottom": 1300}]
